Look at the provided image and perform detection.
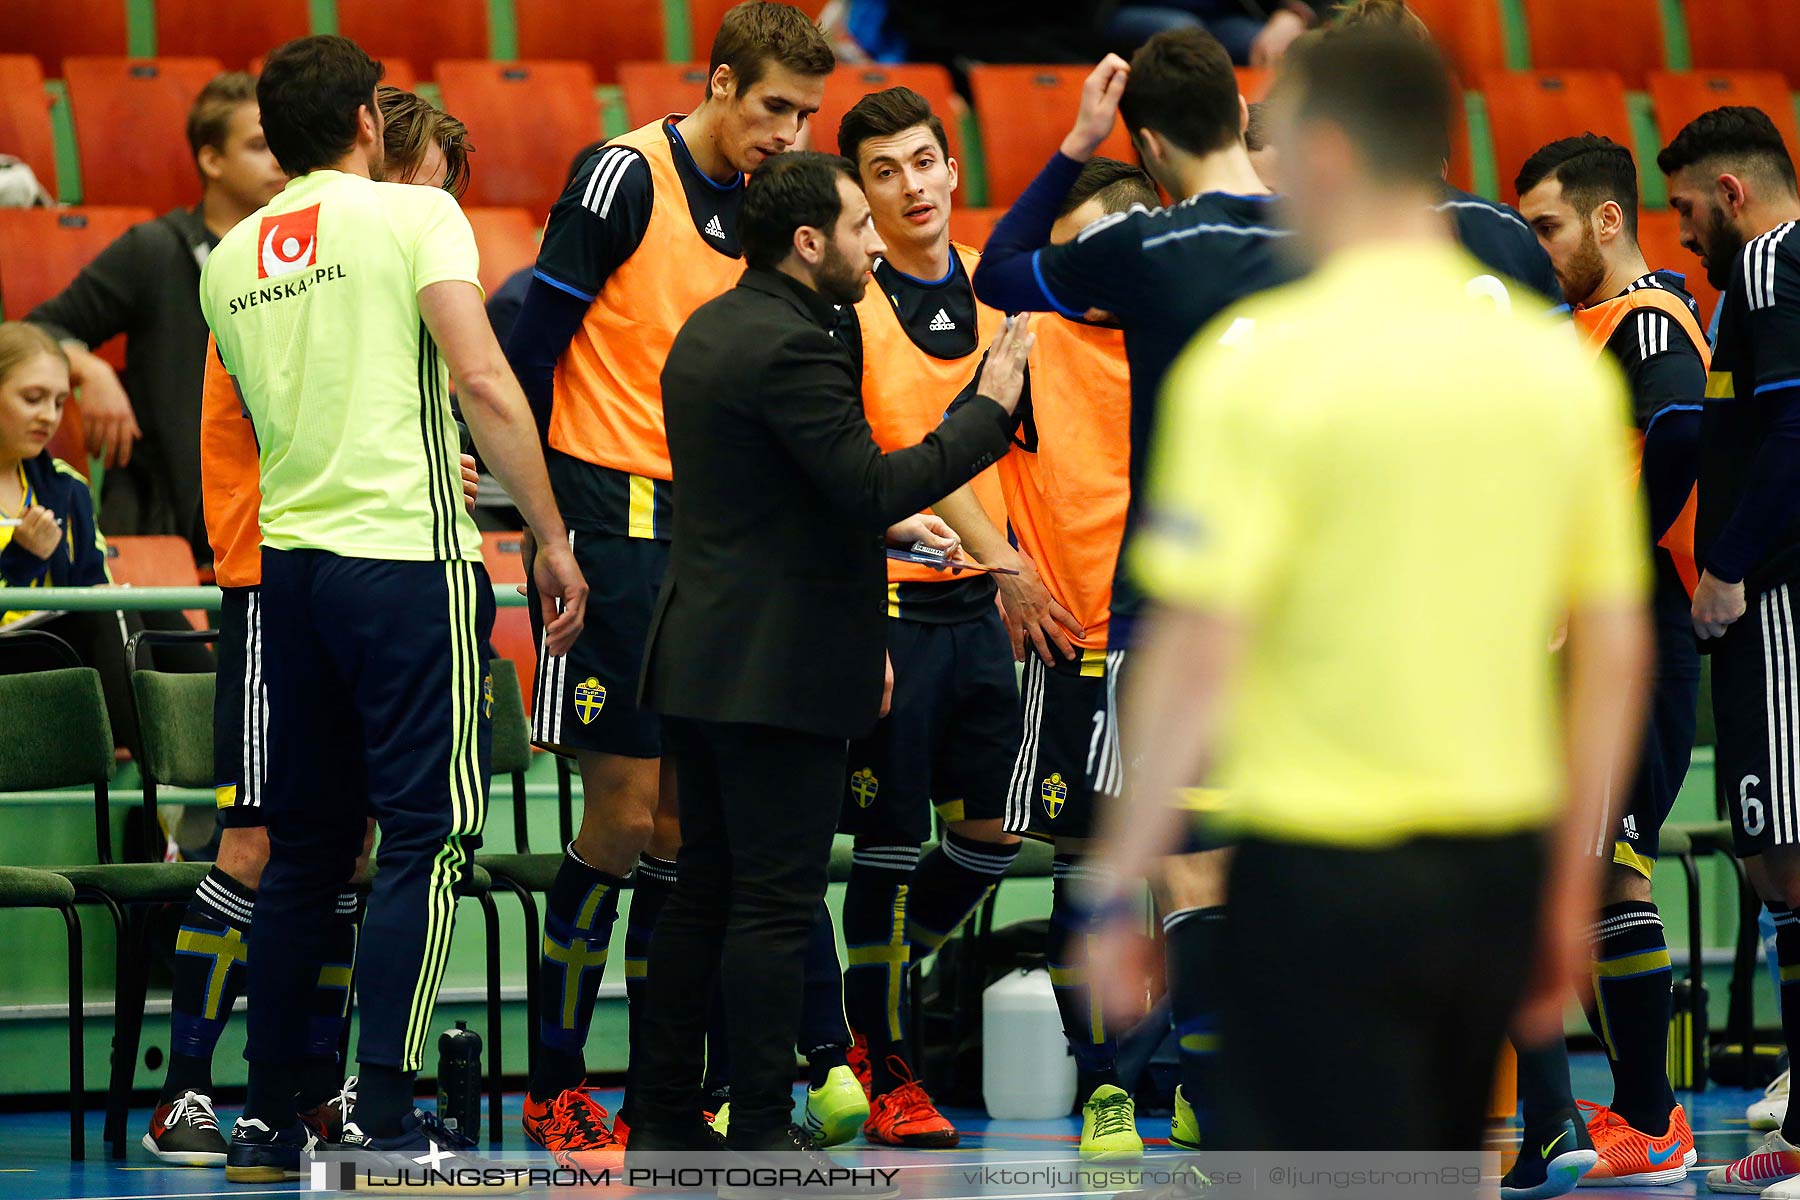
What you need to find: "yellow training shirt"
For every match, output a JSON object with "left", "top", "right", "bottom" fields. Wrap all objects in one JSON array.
[{"left": 1133, "top": 241, "right": 1649, "bottom": 847}]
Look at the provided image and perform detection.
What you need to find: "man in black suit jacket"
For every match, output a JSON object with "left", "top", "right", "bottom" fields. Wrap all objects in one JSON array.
[{"left": 630, "top": 151, "right": 1031, "bottom": 1173}]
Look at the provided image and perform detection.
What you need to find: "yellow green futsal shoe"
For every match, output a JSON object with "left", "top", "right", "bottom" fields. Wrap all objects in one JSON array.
[
  {"left": 1080, "top": 1084, "right": 1144, "bottom": 1161},
  {"left": 1170, "top": 1085, "right": 1201, "bottom": 1150},
  {"left": 806, "top": 1065, "right": 872, "bottom": 1147}
]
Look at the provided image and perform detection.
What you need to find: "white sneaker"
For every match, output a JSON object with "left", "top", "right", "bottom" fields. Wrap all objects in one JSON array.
[
  {"left": 1761, "top": 1171, "right": 1800, "bottom": 1199},
  {"left": 1750, "top": 1068, "right": 1791, "bottom": 1131},
  {"left": 1704, "top": 1129, "right": 1800, "bottom": 1193}
]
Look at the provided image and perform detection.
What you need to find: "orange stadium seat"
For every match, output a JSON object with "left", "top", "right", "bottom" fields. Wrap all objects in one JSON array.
[
  {"left": 0, "top": 56, "right": 59, "bottom": 198},
  {"left": 1649, "top": 70, "right": 1800, "bottom": 158},
  {"left": 249, "top": 54, "right": 416, "bottom": 91},
  {"left": 619, "top": 61, "right": 711, "bottom": 129},
  {"left": 0, "top": 207, "right": 152, "bottom": 371},
  {"left": 1520, "top": 0, "right": 1668, "bottom": 88},
  {"left": 104, "top": 534, "right": 206, "bottom": 626},
  {"left": 1235, "top": 68, "right": 1273, "bottom": 103},
  {"left": 63, "top": 57, "right": 224, "bottom": 212},
  {"left": 686, "top": 0, "right": 828, "bottom": 54},
  {"left": 948, "top": 207, "right": 1001, "bottom": 250},
  {"left": 0, "top": 0, "right": 129, "bottom": 76},
  {"left": 1481, "top": 71, "right": 1634, "bottom": 204},
  {"left": 338, "top": 0, "right": 489, "bottom": 73},
  {"left": 1638, "top": 209, "right": 1720, "bottom": 326},
  {"left": 437, "top": 60, "right": 601, "bottom": 219},
  {"left": 813, "top": 63, "right": 964, "bottom": 159},
  {"left": 104, "top": 536, "right": 200, "bottom": 587},
  {"left": 513, "top": 0, "right": 663, "bottom": 84},
  {"left": 465, "top": 207, "right": 540, "bottom": 296},
  {"left": 968, "top": 65, "right": 1136, "bottom": 207},
  {"left": 1405, "top": 0, "right": 1509, "bottom": 82},
  {"left": 481, "top": 530, "right": 537, "bottom": 713},
  {"left": 155, "top": 0, "right": 310, "bottom": 71},
  {"left": 1685, "top": 0, "right": 1800, "bottom": 80}
]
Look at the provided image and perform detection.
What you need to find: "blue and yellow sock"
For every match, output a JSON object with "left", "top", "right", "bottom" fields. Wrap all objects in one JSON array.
[
  {"left": 529, "top": 846, "right": 624, "bottom": 1102},
  {"left": 905, "top": 832, "right": 1019, "bottom": 959},
  {"left": 1050, "top": 856, "right": 1116, "bottom": 1091},
  {"left": 164, "top": 867, "right": 254, "bottom": 1101},
  {"left": 1164, "top": 905, "right": 1224, "bottom": 1137},
  {"left": 842, "top": 843, "right": 919, "bottom": 1096},
  {"left": 1588, "top": 900, "right": 1674, "bottom": 1134}
]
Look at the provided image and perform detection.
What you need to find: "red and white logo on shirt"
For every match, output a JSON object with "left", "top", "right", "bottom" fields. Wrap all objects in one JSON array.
[{"left": 258, "top": 204, "right": 320, "bottom": 279}]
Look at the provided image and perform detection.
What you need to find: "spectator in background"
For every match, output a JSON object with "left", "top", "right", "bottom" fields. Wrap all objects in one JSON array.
[
  {"left": 844, "top": 0, "right": 1322, "bottom": 65},
  {"left": 28, "top": 72, "right": 286, "bottom": 568},
  {"left": 0, "top": 322, "right": 133, "bottom": 731}
]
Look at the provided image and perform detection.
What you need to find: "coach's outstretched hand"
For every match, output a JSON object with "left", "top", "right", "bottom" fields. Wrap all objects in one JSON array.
[
  {"left": 975, "top": 314, "right": 1035, "bottom": 415},
  {"left": 533, "top": 537, "right": 588, "bottom": 657},
  {"left": 1061, "top": 54, "right": 1130, "bottom": 162}
]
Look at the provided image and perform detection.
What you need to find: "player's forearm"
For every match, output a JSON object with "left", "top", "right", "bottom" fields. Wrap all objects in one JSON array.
[
  {"left": 1555, "top": 603, "right": 1652, "bottom": 892},
  {"left": 1091, "top": 604, "right": 1240, "bottom": 895},
  {"left": 931, "top": 484, "right": 1016, "bottom": 567},
  {"left": 972, "top": 152, "right": 1085, "bottom": 312},
  {"left": 457, "top": 370, "right": 568, "bottom": 546}
]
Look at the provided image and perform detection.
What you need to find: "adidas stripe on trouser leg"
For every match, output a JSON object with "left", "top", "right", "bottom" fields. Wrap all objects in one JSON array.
[{"left": 247, "top": 549, "right": 496, "bottom": 1078}]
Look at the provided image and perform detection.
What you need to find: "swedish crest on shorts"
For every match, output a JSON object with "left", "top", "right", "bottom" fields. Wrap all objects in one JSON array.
[
  {"left": 1041, "top": 772, "right": 1068, "bottom": 819},
  {"left": 574, "top": 676, "right": 607, "bottom": 725},
  {"left": 851, "top": 767, "right": 879, "bottom": 808}
]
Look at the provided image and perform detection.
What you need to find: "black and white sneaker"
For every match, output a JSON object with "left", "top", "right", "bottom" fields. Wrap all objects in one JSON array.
[
  {"left": 224, "top": 1116, "right": 318, "bottom": 1182},
  {"left": 330, "top": 1108, "right": 526, "bottom": 1194},
  {"left": 142, "top": 1090, "right": 227, "bottom": 1166}
]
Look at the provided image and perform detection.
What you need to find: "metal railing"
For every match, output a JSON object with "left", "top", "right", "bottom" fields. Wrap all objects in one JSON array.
[{"left": 3, "top": 585, "right": 530, "bottom": 612}]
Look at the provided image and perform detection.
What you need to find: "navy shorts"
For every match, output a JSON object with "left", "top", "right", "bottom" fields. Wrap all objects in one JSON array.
[
  {"left": 1713, "top": 579, "right": 1800, "bottom": 856},
  {"left": 841, "top": 608, "right": 1021, "bottom": 846},
  {"left": 1595, "top": 609, "right": 1699, "bottom": 875},
  {"left": 528, "top": 530, "right": 668, "bottom": 758},
  {"left": 1004, "top": 649, "right": 1109, "bottom": 842}
]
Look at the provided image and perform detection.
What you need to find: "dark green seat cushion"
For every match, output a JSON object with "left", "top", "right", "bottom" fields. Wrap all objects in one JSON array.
[
  {"left": 53, "top": 861, "right": 211, "bottom": 902},
  {"left": 476, "top": 852, "right": 563, "bottom": 893},
  {"left": 131, "top": 671, "right": 215, "bottom": 788},
  {"left": 0, "top": 866, "right": 78, "bottom": 906}
]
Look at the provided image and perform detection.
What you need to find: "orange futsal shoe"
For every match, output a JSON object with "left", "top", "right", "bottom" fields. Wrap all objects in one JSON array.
[
  {"left": 862, "top": 1058, "right": 959, "bottom": 1149},
  {"left": 522, "top": 1087, "right": 626, "bottom": 1169},
  {"left": 846, "top": 1032, "right": 874, "bottom": 1100},
  {"left": 1578, "top": 1100, "right": 1695, "bottom": 1187}
]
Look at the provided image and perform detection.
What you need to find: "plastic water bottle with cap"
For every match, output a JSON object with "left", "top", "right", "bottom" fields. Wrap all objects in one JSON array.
[{"left": 983, "top": 967, "right": 1077, "bottom": 1119}]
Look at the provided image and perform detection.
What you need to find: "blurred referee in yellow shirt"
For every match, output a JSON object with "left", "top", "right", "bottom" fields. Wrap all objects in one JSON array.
[{"left": 1087, "top": 28, "right": 1653, "bottom": 1153}]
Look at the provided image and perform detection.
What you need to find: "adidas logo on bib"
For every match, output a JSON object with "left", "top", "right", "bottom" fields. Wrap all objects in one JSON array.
[
  {"left": 929, "top": 308, "right": 956, "bottom": 332},
  {"left": 703, "top": 214, "right": 725, "bottom": 239}
]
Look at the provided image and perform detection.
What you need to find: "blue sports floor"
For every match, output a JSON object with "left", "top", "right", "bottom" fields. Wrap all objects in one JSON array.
[{"left": 0, "top": 1054, "right": 1773, "bottom": 1198}]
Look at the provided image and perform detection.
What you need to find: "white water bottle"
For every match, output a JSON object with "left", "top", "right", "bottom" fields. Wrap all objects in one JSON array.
[{"left": 982, "top": 967, "right": 1077, "bottom": 1120}]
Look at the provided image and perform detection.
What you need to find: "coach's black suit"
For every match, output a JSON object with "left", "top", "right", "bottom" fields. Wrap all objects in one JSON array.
[{"left": 634, "top": 266, "right": 1014, "bottom": 1146}]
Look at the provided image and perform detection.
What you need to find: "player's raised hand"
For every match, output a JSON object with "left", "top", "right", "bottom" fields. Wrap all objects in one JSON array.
[
  {"left": 975, "top": 314, "right": 1035, "bottom": 415},
  {"left": 1061, "top": 54, "right": 1130, "bottom": 161},
  {"left": 533, "top": 537, "right": 588, "bottom": 657}
]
